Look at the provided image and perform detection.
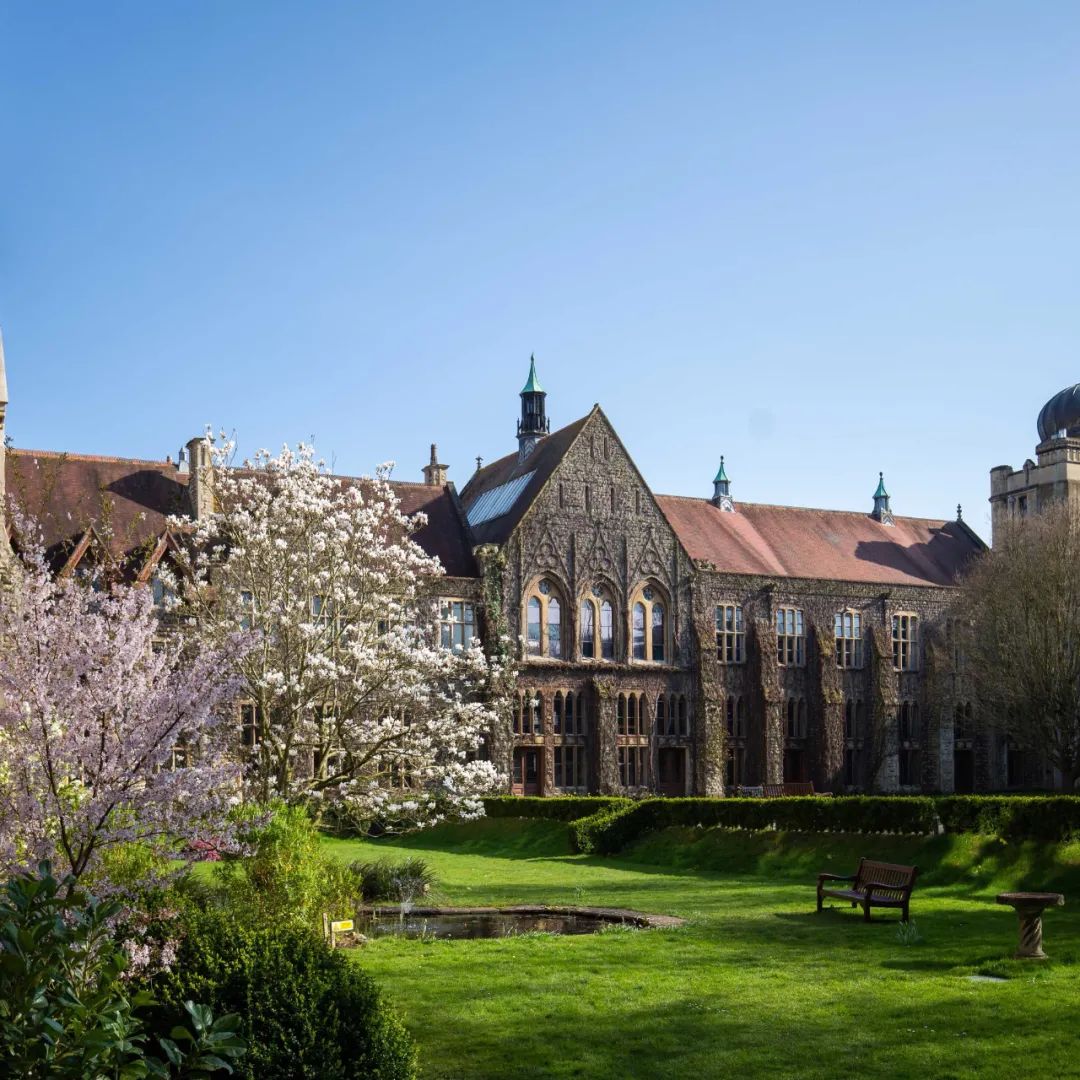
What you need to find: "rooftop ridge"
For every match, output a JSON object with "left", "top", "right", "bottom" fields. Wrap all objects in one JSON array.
[
  {"left": 655, "top": 492, "right": 951, "bottom": 526},
  {"left": 10, "top": 447, "right": 176, "bottom": 468}
]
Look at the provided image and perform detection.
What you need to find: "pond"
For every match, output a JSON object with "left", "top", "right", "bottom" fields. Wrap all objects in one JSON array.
[{"left": 353, "top": 905, "right": 683, "bottom": 941}]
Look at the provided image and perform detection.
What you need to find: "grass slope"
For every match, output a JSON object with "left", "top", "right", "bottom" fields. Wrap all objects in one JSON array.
[{"left": 324, "top": 821, "right": 1080, "bottom": 1080}]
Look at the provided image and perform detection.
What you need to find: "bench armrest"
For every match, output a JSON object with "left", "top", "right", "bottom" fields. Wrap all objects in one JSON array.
[{"left": 817, "top": 873, "right": 856, "bottom": 884}]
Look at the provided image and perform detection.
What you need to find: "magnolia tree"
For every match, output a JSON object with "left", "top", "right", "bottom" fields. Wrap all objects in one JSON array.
[
  {"left": 0, "top": 522, "right": 250, "bottom": 888},
  {"left": 165, "top": 438, "right": 507, "bottom": 829}
]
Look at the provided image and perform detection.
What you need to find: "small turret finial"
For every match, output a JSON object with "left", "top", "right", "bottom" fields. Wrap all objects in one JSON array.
[
  {"left": 872, "top": 472, "right": 893, "bottom": 524},
  {"left": 957, "top": 503, "right": 963, "bottom": 521},
  {"left": 712, "top": 455, "right": 733, "bottom": 510}
]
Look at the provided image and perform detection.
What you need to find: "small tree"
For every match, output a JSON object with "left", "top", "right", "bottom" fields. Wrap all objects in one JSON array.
[
  {"left": 959, "top": 501, "right": 1080, "bottom": 790},
  {"left": 0, "top": 521, "right": 249, "bottom": 886},
  {"left": 167, "top": 439, "right": 505, "bottom": 828}
]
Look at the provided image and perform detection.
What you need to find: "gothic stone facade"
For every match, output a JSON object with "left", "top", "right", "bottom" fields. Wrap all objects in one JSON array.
[{"left": 0, "top": 341, "right": 1008, "bottom": 795}]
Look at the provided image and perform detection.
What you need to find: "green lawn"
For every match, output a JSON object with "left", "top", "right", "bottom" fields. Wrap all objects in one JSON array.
[{"left": 323, "top": 821, "right": 1080, "bottom": 1080}]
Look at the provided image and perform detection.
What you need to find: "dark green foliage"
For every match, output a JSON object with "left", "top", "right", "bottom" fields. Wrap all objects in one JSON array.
[
  {"left": 0, "top": 864, "right": 244, "bottom": 1079},
  {"left": 937, "top": 796, "right": 1080, "bottom": 842},
  {"left": 481, "top": 796, "right": 630, "bottom": 822},
  {"left": 350, "top": 857, "right": 436, "bottom": 903},
  {"left": 151, "top": 907, "right": 416, "bottom": 1080},
  {"left": 571, "top": 797, "right": 941, "bottom": 855}
]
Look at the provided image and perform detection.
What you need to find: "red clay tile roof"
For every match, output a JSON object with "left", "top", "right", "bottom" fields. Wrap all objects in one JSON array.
[
  {"left": 4, "top": 448, "right": 477, "bottom": 580},
  {"left": 6, "top": 448, "right": 189, "bottom": 567},
  {"left": 656, "top": 495, "right": 984, "bottom": 588},
  {"left": 387, "top": 482, "right": 476, "bottom": 578},
  {"left": 460, "top": 412, "right": 592, "bottom": 544}
]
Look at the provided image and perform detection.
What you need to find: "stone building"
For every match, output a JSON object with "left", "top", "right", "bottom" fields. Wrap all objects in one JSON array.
[
  {"left": 0, "top": 337, "right": 996, "bottom": 794},
  {"left": 990, "top": 382, "right": 1080, "bottom": 545}
]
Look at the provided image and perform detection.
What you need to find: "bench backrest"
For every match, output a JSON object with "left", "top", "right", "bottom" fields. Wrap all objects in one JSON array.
[
  {"left": 854, "top": 859, "right": 918, "bottom": 899},
  {"left": 761, "top": 782, "right": 815, "bottom": 798}
]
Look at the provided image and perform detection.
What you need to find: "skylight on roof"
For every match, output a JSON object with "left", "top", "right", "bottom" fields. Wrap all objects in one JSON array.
[{"left": 466, "top": 471, "right": 535, "bottom": 527}]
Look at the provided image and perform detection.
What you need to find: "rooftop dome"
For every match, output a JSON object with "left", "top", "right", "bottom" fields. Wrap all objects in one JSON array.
[{"left": 1037, "top": 383, "right": 1080, "bottom": 442}]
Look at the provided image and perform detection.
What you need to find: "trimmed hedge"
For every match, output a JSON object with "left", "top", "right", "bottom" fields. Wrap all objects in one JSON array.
[
  {"left": 484, "top": 794, "right": 1080, "bottom": 851},
  {"left": 481, "top": 796, "right": 629, "bottom": 822},
  {"left": 936, "top": 796, "right": 1080, "bottom": 842},
  {"left": 571, "top": 797, "right": 941, "bottom": 855}
]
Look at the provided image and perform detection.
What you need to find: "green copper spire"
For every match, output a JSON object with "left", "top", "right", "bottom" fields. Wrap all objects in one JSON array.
[
  {"left": 713, "top": 457, "right": 729, "bottom": 485},
  {"left": 520, "top": 354, "right": 544, "bottom": 396},
  {"left": 873, "top": 471, "right": 889, "bottom": 499}
]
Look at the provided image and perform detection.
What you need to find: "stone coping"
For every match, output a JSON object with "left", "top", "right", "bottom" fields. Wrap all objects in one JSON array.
[{"left": 357, "top": 904, "right": 685, "bottom": 929}]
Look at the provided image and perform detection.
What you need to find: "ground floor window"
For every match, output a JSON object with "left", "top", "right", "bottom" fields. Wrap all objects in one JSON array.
[
  {"left": 726, "top": 746, "right": 745, "bottom": 788},
  {"left": 240, "top": 702, "right": 262, "bottom": 748},
  {"left": 554, "top": 746, "right": 587, "bottom": 791},
  {"left": 618, "top": 746, "right": 647, "bottom": 787},
  {"left": 898, "top": 747, "right": 920, "bottom": 787}
]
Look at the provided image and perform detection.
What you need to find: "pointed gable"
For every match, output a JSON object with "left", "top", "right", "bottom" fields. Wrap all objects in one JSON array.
[{"left": 460, "top": 412, "right": 592, "bottom": 545}]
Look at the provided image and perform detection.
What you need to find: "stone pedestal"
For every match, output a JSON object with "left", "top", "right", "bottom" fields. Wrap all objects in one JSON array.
[{"left": 996, "top": 892, "right": 1065, "bottom": 959}]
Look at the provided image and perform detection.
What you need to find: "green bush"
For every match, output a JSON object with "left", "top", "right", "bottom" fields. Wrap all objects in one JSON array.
[
  {"left": 571, "top": 797, "right": 940, "bottom": 855},
  {"left": 350, "top": 857, "right": 436, "bottom": 903},
  {"left": 482, "top": 796, "right": 630, "bottom": 822},
  {"left": 215, "top": 802, "right": 361, "bottom": 930},
  {"left": 936, "top": 796, "right": 1080, "bottom": 842},
  {"left": 150, "top": 906, "right": 416, "bottom": 1080},
  {"left": 0, "top": 863, "right": 245, "bottom": 1079}
]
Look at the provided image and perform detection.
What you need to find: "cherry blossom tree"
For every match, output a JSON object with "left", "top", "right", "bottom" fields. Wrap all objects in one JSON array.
[
  {"left": 0, "top": 521, "right": 250, "bottom": 887},
  {"left": 165, "top": 438, "right": 506, "bottom": 829}
]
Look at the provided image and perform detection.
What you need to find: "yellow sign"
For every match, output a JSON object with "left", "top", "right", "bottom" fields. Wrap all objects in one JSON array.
[{"left": 330, "top": 919, "right": 354, "bottom": 933}]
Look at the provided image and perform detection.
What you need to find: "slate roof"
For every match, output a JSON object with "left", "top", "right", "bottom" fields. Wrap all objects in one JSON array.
[
  {"left": 460, "top": 411, "right": 592, "bottom": 544},
  {"left": 655, "top": 496, "right": 984, "bottom": 588},
  {"left": 5, "top": 448, "right": 476, "bottom": 580}
]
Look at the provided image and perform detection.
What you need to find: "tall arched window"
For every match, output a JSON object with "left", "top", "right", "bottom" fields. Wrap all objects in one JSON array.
[
  {"left": 553, "top": 691, "right": 564, "bottom": 734},
  {"left": 524, "top": 579, "right": 565, "bottom": 659},
  {"left": 632, "top": 602, "right": 646, "bottom": 660},
  {"left": 600, "top": 599, "right": 615, "bottom": 659},
  {"left": 617, "top": 693, "right": 627, "bottom": 736},
  {"left": 630, "top": 583, "right": 669, "bottom": 663},
  {"left": 655, "top": 695, "right": 666, "bottom": 734},
  {"left": 580, "top": 585, "right": 617, "bottom": 661},
  {"left": 627, "top": 693, "right": 638, "bottom": 735},
  {"left": 580, "top": 600, "right": 595, "bottom": 658}
]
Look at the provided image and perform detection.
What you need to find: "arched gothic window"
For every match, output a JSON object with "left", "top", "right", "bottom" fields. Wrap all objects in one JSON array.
[
  {"left": 580, "top": 585, "right": 617, "bottom": 661},
  {"left": 630, "top": 583, "right": 669, "bottom": 663},
  {"left": 525, "top": 579, "right": 566, "bottom": 659}
]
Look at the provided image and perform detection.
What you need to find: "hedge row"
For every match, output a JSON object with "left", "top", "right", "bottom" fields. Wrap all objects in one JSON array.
[
  {"left": 481, "top": 796, "right": 629, "bottom": 822},
  {"left": 936, "top": 796, "right": 1080, "bottom": 842},
  {"left": 570, "top": 797, "right": 941, "bottom": 855},
  {"left": 482, "top": 794, "right": 1080, "bottom": 850}
]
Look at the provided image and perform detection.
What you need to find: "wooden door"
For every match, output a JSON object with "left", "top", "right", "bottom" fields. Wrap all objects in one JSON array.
[{"left": 512, "top": 748, "right": 541, "bottom": 795}]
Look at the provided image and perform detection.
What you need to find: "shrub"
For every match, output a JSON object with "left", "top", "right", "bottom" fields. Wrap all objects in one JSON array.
[
  {"left": 482, "top": 796, "right": 629, "bottom": 822},
  {"left": 571, "top": 797, "right": 940, "bottom": 855},
  {"left": 350, "top": 857, "right": 437, "bottom": 903},
  {"left": 215, "top": 802, "right": 361, "bottom": 930},
  {"left": 0, "top": 863, "right": 244, "bottom": 1079},
  {"left": 151, "top": 906, "right": 416, "bottom": 1080},
  {"left": 936, "top": 796, "right": 1080, "bottom": 842}
]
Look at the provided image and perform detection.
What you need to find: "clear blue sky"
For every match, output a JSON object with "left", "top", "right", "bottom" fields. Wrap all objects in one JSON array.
[{"left": 3, "top": 3, "right": 1079, "bottom": 540}]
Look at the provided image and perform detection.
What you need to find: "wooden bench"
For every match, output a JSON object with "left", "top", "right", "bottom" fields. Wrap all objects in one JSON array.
[
  {"left": 761, "top": 782, "right": 816, "bottom": 797},
  {"left": 817, "top": 858, "right": 918, "bottom": 922}
]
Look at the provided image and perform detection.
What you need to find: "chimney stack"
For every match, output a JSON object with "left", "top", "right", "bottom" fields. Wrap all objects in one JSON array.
[
  {"left": 186, "top": 435, "right": 214, "bottom": 520},
  {"left": 422, "top": 444, "right": 448, "bottom": 487}
]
